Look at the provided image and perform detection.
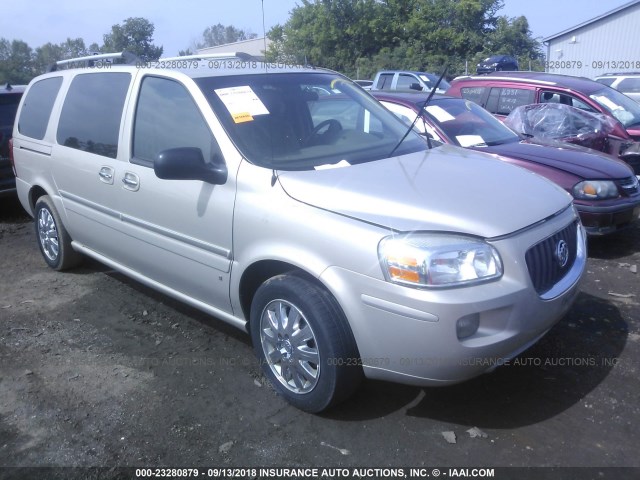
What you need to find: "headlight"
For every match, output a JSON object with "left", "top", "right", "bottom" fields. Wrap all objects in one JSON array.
[
  {"left": 378, "top": 234, "right": 503, "bottom": 288},
  {"left": 572, "top": 180, "right": 619, "bottom": 200}
]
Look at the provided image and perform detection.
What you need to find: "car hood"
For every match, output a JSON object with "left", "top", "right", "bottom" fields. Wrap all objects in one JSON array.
[
  {"left": 477, "top": 138, "right": 633, "bottom": 179},
  {"left": 277, "top": 145, "right": 571, "bottom": 238}
]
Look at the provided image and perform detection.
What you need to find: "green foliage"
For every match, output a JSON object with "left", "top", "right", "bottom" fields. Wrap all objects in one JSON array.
[
  {"left": 268, "top": 0, "right": 543, "bottom": 79},
  {"left": 197, "top": 24, "right": 257, "bottom": 49},
  {"left": 0, "top": 39, "right": 35, "bottom": 84},
  {"left": 102, "top": 17, "right": 163, "bottom": 61}
]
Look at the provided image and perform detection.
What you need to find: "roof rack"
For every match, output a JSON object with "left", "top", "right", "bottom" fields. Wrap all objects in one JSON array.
[
  {"left": 157, "top": 52, "right": 256, "bottom": 63},
  {"left": 48, "top": 51, "right": 140, "bottom": 72}
]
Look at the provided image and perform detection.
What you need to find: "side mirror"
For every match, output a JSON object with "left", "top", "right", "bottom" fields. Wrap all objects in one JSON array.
[
  {"left": 409, "top": 83, "right": 422, "bottom": 91},
  {"left": 154, "top": 147, "right": 227, "bottom": 185}
]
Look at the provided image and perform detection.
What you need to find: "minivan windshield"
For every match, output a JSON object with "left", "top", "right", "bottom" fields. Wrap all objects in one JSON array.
[
  {"left": 195, "top": 72, "right": 426, "bottom": 170},
  {"left": 590, "top": 86, "right": 640, "bottom": 128}
]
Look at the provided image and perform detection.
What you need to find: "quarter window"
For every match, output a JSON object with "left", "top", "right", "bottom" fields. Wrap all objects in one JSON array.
[
  {"left": 57, "top": 73, "right": 131, "bottom": 159},
  {"left": 18, "top": 77, "right": 62, "bottom": 140},
  {"left": 133, "top": 76, "right": 219, "bottom": 167},
  {"left": 459, "top": 87, "right": 487, "bottom": 105}
]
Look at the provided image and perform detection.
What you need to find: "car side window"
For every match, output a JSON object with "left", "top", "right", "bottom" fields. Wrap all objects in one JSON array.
[
  {"left": 375, "top": 73, "right": 394, "bottom": 90},
  {"left": 540, "top": 90, "right": 596, "bottom": 112},
  {"left": 396, "top": 74, "right": 418, "bottom": 90},
  {"left": 57, "top": 73, "right": 131, "bottom": 159},
  {"left": 17, "top": 77, "right": 63, "bottom": 140},
  {"left": 485, "top": 87, "right": 534, "bottom": 115},
  {"left": 133, "top": 76, "right": 222, "bottom": 168},
  {"left": 459, "top": 87, "right": 487, "bottom": 106}
]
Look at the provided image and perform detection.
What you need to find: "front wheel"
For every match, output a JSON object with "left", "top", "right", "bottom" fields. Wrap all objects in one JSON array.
[
  {"left": 250, "top": 273, "right": 362, "bottom": 412},
  {"left": 34, "top": 195, "right": 82, "bottom": 271}
]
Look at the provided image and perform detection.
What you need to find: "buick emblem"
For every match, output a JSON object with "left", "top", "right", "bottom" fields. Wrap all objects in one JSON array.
[{"left": 555, "top": 240, "right": 569, "bottom": 268}]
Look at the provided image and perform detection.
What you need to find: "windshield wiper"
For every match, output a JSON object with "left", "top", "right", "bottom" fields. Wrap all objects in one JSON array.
[{"left": 388, "top": 66, "right": 448, "bottom": 158}]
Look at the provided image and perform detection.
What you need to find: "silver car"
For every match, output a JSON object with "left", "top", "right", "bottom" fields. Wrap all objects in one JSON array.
[{"left": 11, "top": 53, "right": 586, "bottom": 412}]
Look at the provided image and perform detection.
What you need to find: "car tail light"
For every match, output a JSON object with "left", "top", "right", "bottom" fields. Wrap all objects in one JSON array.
[{"left": 9, "top": 138, "right": 17, "bottom": 177}]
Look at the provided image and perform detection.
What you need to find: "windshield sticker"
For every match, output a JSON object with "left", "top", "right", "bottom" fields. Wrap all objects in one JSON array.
[
  {"left": 214, "top": 86, "right": 269, "bottom": 123},
  {"left": 425, "top": 105, "right": 455, "bottom": 123},
  {"left": 457, "top": 135, "right": 486, "bottom": 147},
  {"left": 314, "top": 159, "right": 351, "bottom": 170}
]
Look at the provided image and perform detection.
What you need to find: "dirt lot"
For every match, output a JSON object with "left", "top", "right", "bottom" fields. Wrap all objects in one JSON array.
[{"left": 1, "top": 195, "right": 639, "bottom": 477}]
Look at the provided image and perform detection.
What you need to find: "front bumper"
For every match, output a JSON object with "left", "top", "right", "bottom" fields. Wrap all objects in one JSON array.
[
  {"left": 320, "top": 210, "right": 586, "bottom": 387},
  {"left": 576, "top": 199, "right": 640, "bottom": 235}
]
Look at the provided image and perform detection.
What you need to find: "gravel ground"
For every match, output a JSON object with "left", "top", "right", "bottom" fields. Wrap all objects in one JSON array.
[{"left": 0, "top": 195, "right": 639, "bottom": 479}]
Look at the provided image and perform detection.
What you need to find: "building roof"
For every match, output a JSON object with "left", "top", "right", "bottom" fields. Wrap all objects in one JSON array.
[{"left": 543, "top": 0, "right": 640, "bottom": 42}]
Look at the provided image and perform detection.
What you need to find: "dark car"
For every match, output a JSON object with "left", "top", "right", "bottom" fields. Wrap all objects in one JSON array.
[
  {"left": 446, "top": 72, "right": 640, "bottom": 171},
  {"left": 372, "top": 90, "right": 640, "bottom": 235},
  {"left": 476, "top": 55, "right": 519, "bottom": 75},
  {"left": 0, "top": 83, "right": 25, "bottom": 197}
]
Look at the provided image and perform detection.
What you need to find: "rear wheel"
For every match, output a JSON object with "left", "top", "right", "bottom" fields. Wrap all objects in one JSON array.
[
  {"left": 34, "top": 195, "right": 82, "bottom": 271},
  {"left": 250, "top": 273, "right": 362, "bottom": 412}
]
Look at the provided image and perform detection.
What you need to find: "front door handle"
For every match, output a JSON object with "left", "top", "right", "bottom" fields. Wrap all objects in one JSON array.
[
  {"left": 98, "top": 166, "right": 114, "bottom": 185},
  {"left": 122, "top": 172, "right": 140, "bottom": 191}
]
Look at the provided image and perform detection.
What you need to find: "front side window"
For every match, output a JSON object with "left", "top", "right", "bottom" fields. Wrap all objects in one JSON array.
[
  {"left": 539, "top": 90, "right": 595, "bottom": 112},
  {"left": 396, "top": 74, "right": 419, "bottom": 90},
  {"left": 618, "top": 77, "right": 640, "bottom": 93},
  {"left": 57, "top": 73, "right": 131, "bottom": 159},
  {"left": 195, "top": 73, "right": 425, "bottom": 170},
  {"left": 133, "top": 76, "right": 219, "bottom": 167},
  {"left": 18, "top": 77, "right": 62, "bottom": 140}
]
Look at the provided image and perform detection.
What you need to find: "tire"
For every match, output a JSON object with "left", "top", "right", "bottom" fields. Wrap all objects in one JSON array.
[
  {"left": 34, "top": 195, "right": 82, "bottom": 271},
  {"left": 250, "top": 273, "right": 362, "bottom": 413}
]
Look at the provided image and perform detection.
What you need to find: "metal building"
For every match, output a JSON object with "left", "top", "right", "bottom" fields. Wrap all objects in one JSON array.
[{"left": 543, "top": 0, "right": 640, "bottom": 79}]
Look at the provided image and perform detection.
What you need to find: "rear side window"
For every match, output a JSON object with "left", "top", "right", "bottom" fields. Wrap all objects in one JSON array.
[
  {"left": 57, "top": 73, "right": 131, "bottom": 159},
  {"left": 376, "top": 73, "right": 394, "bottom": 89},
  {"left": 485, "top": 87, "right": 534, "bottom": 115},
  {"left": 18, "top": 77, "right": 63, "bottom": 140},
  {"left": 460, "top": 86, "right": 487, "bottom": 105},
  {"left": 133, "top": 76, "right": 219, "bottom": 167}
]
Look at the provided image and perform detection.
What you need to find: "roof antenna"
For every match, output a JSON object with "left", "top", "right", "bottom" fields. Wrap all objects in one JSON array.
[{"left": 387, "top": 65, "right": 448, "bottom": 157}]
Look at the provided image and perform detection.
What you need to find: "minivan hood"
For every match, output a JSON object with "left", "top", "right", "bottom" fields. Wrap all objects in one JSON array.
[
  {"left": 277, "top": 145, "right": 572, "bottom": 238},
  {"left": 479, "top": 138, "right": 633, "bottom": 179}
]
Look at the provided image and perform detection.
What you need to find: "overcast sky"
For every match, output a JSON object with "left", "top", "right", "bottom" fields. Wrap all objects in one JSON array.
[{"left": 0, "top": 0, "right": 631, "bottom": 58}]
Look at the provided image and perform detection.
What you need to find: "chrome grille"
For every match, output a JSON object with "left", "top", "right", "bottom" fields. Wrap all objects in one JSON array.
[
  {"left": 525, "top": 221, "right": 578, "bottom": 296},
  {"left": 618, "top": 175, "right": 639, "bottom": 196}
]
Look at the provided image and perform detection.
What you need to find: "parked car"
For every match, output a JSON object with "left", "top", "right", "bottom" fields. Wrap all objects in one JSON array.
[
  {"left": 476, "top": 55, "right": 519, "bottom": 75},
  {"left": 446, "top": 72, "right": 640, "bottom": 160},
  {"left": 12, "top": 52, "right": 585, "bottom": 412},
  {"left": 503, "top": 103, "right": 640, "bottom": 174},
  {"left": 595, "top": 72, "right": 640, "bottom": 104},
  {"left": 372, "top": 70, "right": 451, "bottom": 93},
  {"left": 0, "top": 83, "right": 25, "bottom": 197},
  {"left": 372, "top": 90, "right": 640, "bottom": 236}
]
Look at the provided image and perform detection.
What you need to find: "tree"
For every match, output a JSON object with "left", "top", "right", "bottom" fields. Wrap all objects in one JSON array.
[
  {"left": 34, "top": 38, "right": 90, "bottom": 73},
  {"left": 0, "top": 39, "right": 35, "bottom": 84},
  {"left": 102, "top": 17, "right": 163, "bottom": 61},
  {"left": 198, "top": 23, "right": 257, "bottom": 49},
  {"left": 267, "top": 0, "right": 544, "bottom": 79},
  {"left": 479, "top": 16, "right": 544, "bottom": 70}
]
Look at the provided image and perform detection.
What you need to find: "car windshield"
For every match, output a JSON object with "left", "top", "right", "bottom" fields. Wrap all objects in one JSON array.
[
  {"left": 421, "top": 98, "right": 520, "bottom": 147},
  {"left": 195, "top": 72, "right": 426, "bottom": 170},
  {"left": 590, "top": 86, "right": 640, "bottom": 128}
]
